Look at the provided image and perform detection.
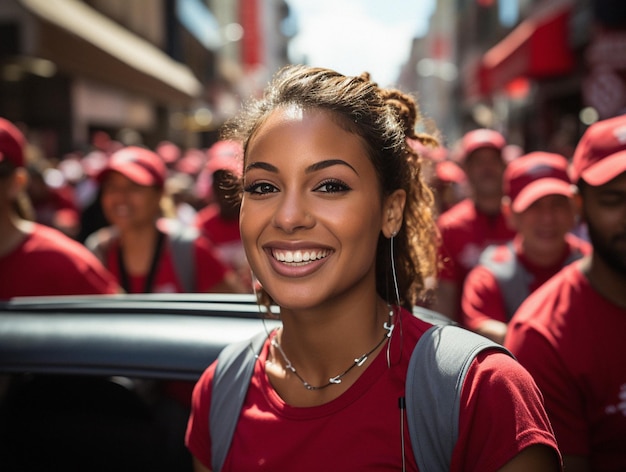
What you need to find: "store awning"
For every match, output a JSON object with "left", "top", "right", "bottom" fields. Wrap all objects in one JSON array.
[
  {"left": 479, "top": 1, "right": 575, "bottom": 95},
  {"left": 19, "top": 0, "right": 204, "bottom": 105}
]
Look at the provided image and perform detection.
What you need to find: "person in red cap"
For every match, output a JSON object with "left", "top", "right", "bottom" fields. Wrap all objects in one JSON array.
[
  {"left": 86, "top": 145, "right": 247, "bottom": 294},
  {"left": 195, "top": 141, "right": 251, "bottom": 291},
  {"left": 505, "top": 114, "right": 626, "bottom": 472},
  {"left": 413, "top": 140, "right": 468, "bottom": 216},
  {"left": 432, "top": 129, "right": 516, "bottom": 321},
  {"left": 0, "top": 117, "right": 121, "bottom": 299},
  {"left": 156, "top": 140, "right": 181, "bottom": 170},
  {"left": 461, "top": 152, "right": 590, "bottom": 343},
  {"left": 432, "top": 159, "right": 468, "bottom": 214}
]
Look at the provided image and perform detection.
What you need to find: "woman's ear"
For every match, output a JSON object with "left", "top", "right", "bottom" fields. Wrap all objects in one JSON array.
[{"left": 382, "top": 189, "right": 406, "bottom": 238}]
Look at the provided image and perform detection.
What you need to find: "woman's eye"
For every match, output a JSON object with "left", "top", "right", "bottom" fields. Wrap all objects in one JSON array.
[
  {"left": 243, "top": 182, "right": 277, "bottom": 195},
  {"left": 315, "top": 179, "right": 351, "bottom": 194}
]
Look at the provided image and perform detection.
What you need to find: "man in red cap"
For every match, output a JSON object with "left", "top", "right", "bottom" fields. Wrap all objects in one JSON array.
[
  {"left": 505, "top": 114, "right": 626, "bottom": 472},
  {"left": 86, "top": 145, "right": 247, "bottom": 294},
  {"left": 461, "top": 152, "right": 590, "bottom": 343},
  {"left": 432, "top": 129, "right": 516, "bottom": 320},
  {"left": 0, "top": 117, "right": 121, "bottom": 299}
]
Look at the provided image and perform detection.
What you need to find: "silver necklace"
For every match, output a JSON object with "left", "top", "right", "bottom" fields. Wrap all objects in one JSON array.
[{"left": 270, "top": 306, "right": 395, "bottom": 391}]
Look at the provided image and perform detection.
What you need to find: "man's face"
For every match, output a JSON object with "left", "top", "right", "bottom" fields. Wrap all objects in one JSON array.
[
  {"left": 463, "top": 147, "right": 506, "bottom": 199},
  {"left": 582, "top": 172, "right": 626, "bottom": 276}
]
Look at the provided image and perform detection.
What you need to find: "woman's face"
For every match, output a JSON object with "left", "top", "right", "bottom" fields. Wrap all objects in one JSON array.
[
  {"left": 240, "top": 106, "right": 388, "bottom": 310},
  {"left": 100, "top": 172, "right": 162, "bottom": 232}
]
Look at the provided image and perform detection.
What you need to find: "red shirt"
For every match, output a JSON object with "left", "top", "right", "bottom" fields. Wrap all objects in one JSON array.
[
  {"left": 187, "top": 308, "right": 559, "bottom": 471},
  {"left": 0, "top": 223, "right": 119, "bottom": 299},
  {"left": 196, "top": 204, "right": 240, "bottom": 245},
  {"left": 437, "top": 199, "right": 516, "bottom": 285},
  {"left": 103, "top": 233, "right": 228, "bottom": 293},
  {"left": 462, "top": 234, "right": 591, "bottom": 329},
  {"left": 506, "top": 263, "right": 626, "bottom": 471},
  {"left": 195, "top": 204, "right": 247, "bottom": 272}
]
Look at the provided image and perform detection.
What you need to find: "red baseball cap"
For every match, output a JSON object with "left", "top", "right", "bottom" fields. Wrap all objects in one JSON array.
[
  {"left": 570, "top": 114, "right": 626, "bottom": 186},
  {"left": 206, "top": 141, "right": 242, "bottom": 177},
  {"left": 436, "top": 160, "right": 466, "bottom": 184},
  {"left": 175, "top": 148, "right": 205, "bottom": 176},
  {"left": 98, "top": 146, "right": 166, "bottom": 188},
  {"left": 460, "top": 129, "right": 506, "bottom": 162},
  {"left": 0, "top": 117, "right": 26, "bottom": 168},
  {"left": 504, "top": 151, "right": 574, "bottom": 212},
  {"left": 156, "top": 140, "right": 181, "bottom": 165}
]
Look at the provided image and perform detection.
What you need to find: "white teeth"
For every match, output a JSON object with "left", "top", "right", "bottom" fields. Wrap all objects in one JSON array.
[{"left": 273, "top": 249, "right": 329, "bottom": 264}]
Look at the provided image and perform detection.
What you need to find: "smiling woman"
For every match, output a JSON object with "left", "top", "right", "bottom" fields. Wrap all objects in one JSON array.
[{"left": 185, "top": 65, "right": 562, "bottom": 472}]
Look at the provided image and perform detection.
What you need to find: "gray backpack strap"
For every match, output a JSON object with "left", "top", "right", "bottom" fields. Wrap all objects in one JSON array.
[
  {"left": 210, "top": 331, "right": 268, "bottom": 472},
  {"left": 167, "top": 224, "right": 199, "bottom": 292},
  {"left": 478, "top": 242, "right": 531, "bottom": 320},
  {"left": 406, "top": 324, "right": 513, "bottom": 472}
]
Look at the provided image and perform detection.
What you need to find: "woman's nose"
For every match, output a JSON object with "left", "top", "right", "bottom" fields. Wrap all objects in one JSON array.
[{"left": 271, "top": 192, "right": 315, "bottom": 233}]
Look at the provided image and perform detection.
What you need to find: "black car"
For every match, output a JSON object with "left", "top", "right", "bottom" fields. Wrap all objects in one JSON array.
[{"left": 0, "top": 293, "right": 279, "bottom": 472}]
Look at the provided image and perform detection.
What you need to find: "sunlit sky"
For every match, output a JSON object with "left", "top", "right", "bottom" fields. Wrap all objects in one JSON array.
[{"left": 285, "top": 0, "right": 436, "bottom": 87}]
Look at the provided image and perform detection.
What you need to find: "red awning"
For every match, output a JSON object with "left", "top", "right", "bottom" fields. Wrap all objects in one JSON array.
[{"left": 479, "top": 1, "right": 575, "bottom": 95}]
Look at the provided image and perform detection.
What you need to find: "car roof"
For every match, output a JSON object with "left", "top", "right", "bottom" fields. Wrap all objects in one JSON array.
[
  {"left": 0, "top": 293, "right": 279, "bottom": 381},
  {"left": 0, "top": 293, "right": 448, "bottom": 381}
]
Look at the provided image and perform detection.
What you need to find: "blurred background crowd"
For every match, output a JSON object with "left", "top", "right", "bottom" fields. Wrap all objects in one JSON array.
[{"left": 0, "top": 0, "right": 625, "bottom": 302}]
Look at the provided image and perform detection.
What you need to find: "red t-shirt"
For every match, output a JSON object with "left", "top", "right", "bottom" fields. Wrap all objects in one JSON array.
[
  {"left": 437, "top": 199, "right": 515, "bottom": 285},
  {"left": 187, "top": 308, "right": 559, "bottom": 471},
  {"left": 462, "top": 234, "right": 592, "bottom": 330},
  {"left": 196, "top": 204, "right": 240, "bottom": 245},
  {"left": 0, "top": 223, "right": 120, "bottom": 299},
  {"left": 506, "top": 264, "right": 626, "bottom": 471},
  {"left": 195, "top": 205, "right": 247, "bottom": 272},
  {"left": 104, "top": 233, "right": 228, "bottom": 293},
  {"left": 436, "top": 199, "right": 515, "bottom": 320}
]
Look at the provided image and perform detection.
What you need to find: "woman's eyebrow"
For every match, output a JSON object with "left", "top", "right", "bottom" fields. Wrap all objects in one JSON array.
[
  {"left": 245, "top": 159, "right": 359, "bottom": 176},
  {"left": 244, "top": 161, "right": 278, "bottom": 173},
  {"left": 306, "top": 159, "right": 359, "bottom": 175}
]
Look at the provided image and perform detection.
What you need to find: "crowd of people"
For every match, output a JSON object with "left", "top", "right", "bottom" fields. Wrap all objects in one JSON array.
[
  {"left": 0, "top": 119, "right": 252, "bottom": 298},
  {"left": 1, "top": 63, "right": 625, "bottom": 471}
]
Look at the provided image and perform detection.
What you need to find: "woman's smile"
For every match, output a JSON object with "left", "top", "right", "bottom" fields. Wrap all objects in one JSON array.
[
  {"left": 264, "top": 245, "right": 334, "bottom": 279},
  {"left": 270, "top": 248, "right": 332, "bottom": 264}
]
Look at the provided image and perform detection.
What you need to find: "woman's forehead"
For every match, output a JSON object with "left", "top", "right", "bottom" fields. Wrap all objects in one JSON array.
[{"left": 242, "top": 108, "right": 383, "bottom": 190}]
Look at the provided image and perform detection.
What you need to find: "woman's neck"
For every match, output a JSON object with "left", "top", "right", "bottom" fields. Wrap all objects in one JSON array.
[
  {"left": 279, "top": 296, "right": 390, "bottom": 369},
  {"left": 119, "top": 224, "right": 159, "bottom": 249},
  {"left": 268, "top": 295, "right": 393, "bottom": 406},
  {"left": 118, "top": 225, "right": 161, "bottom": 275}
]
